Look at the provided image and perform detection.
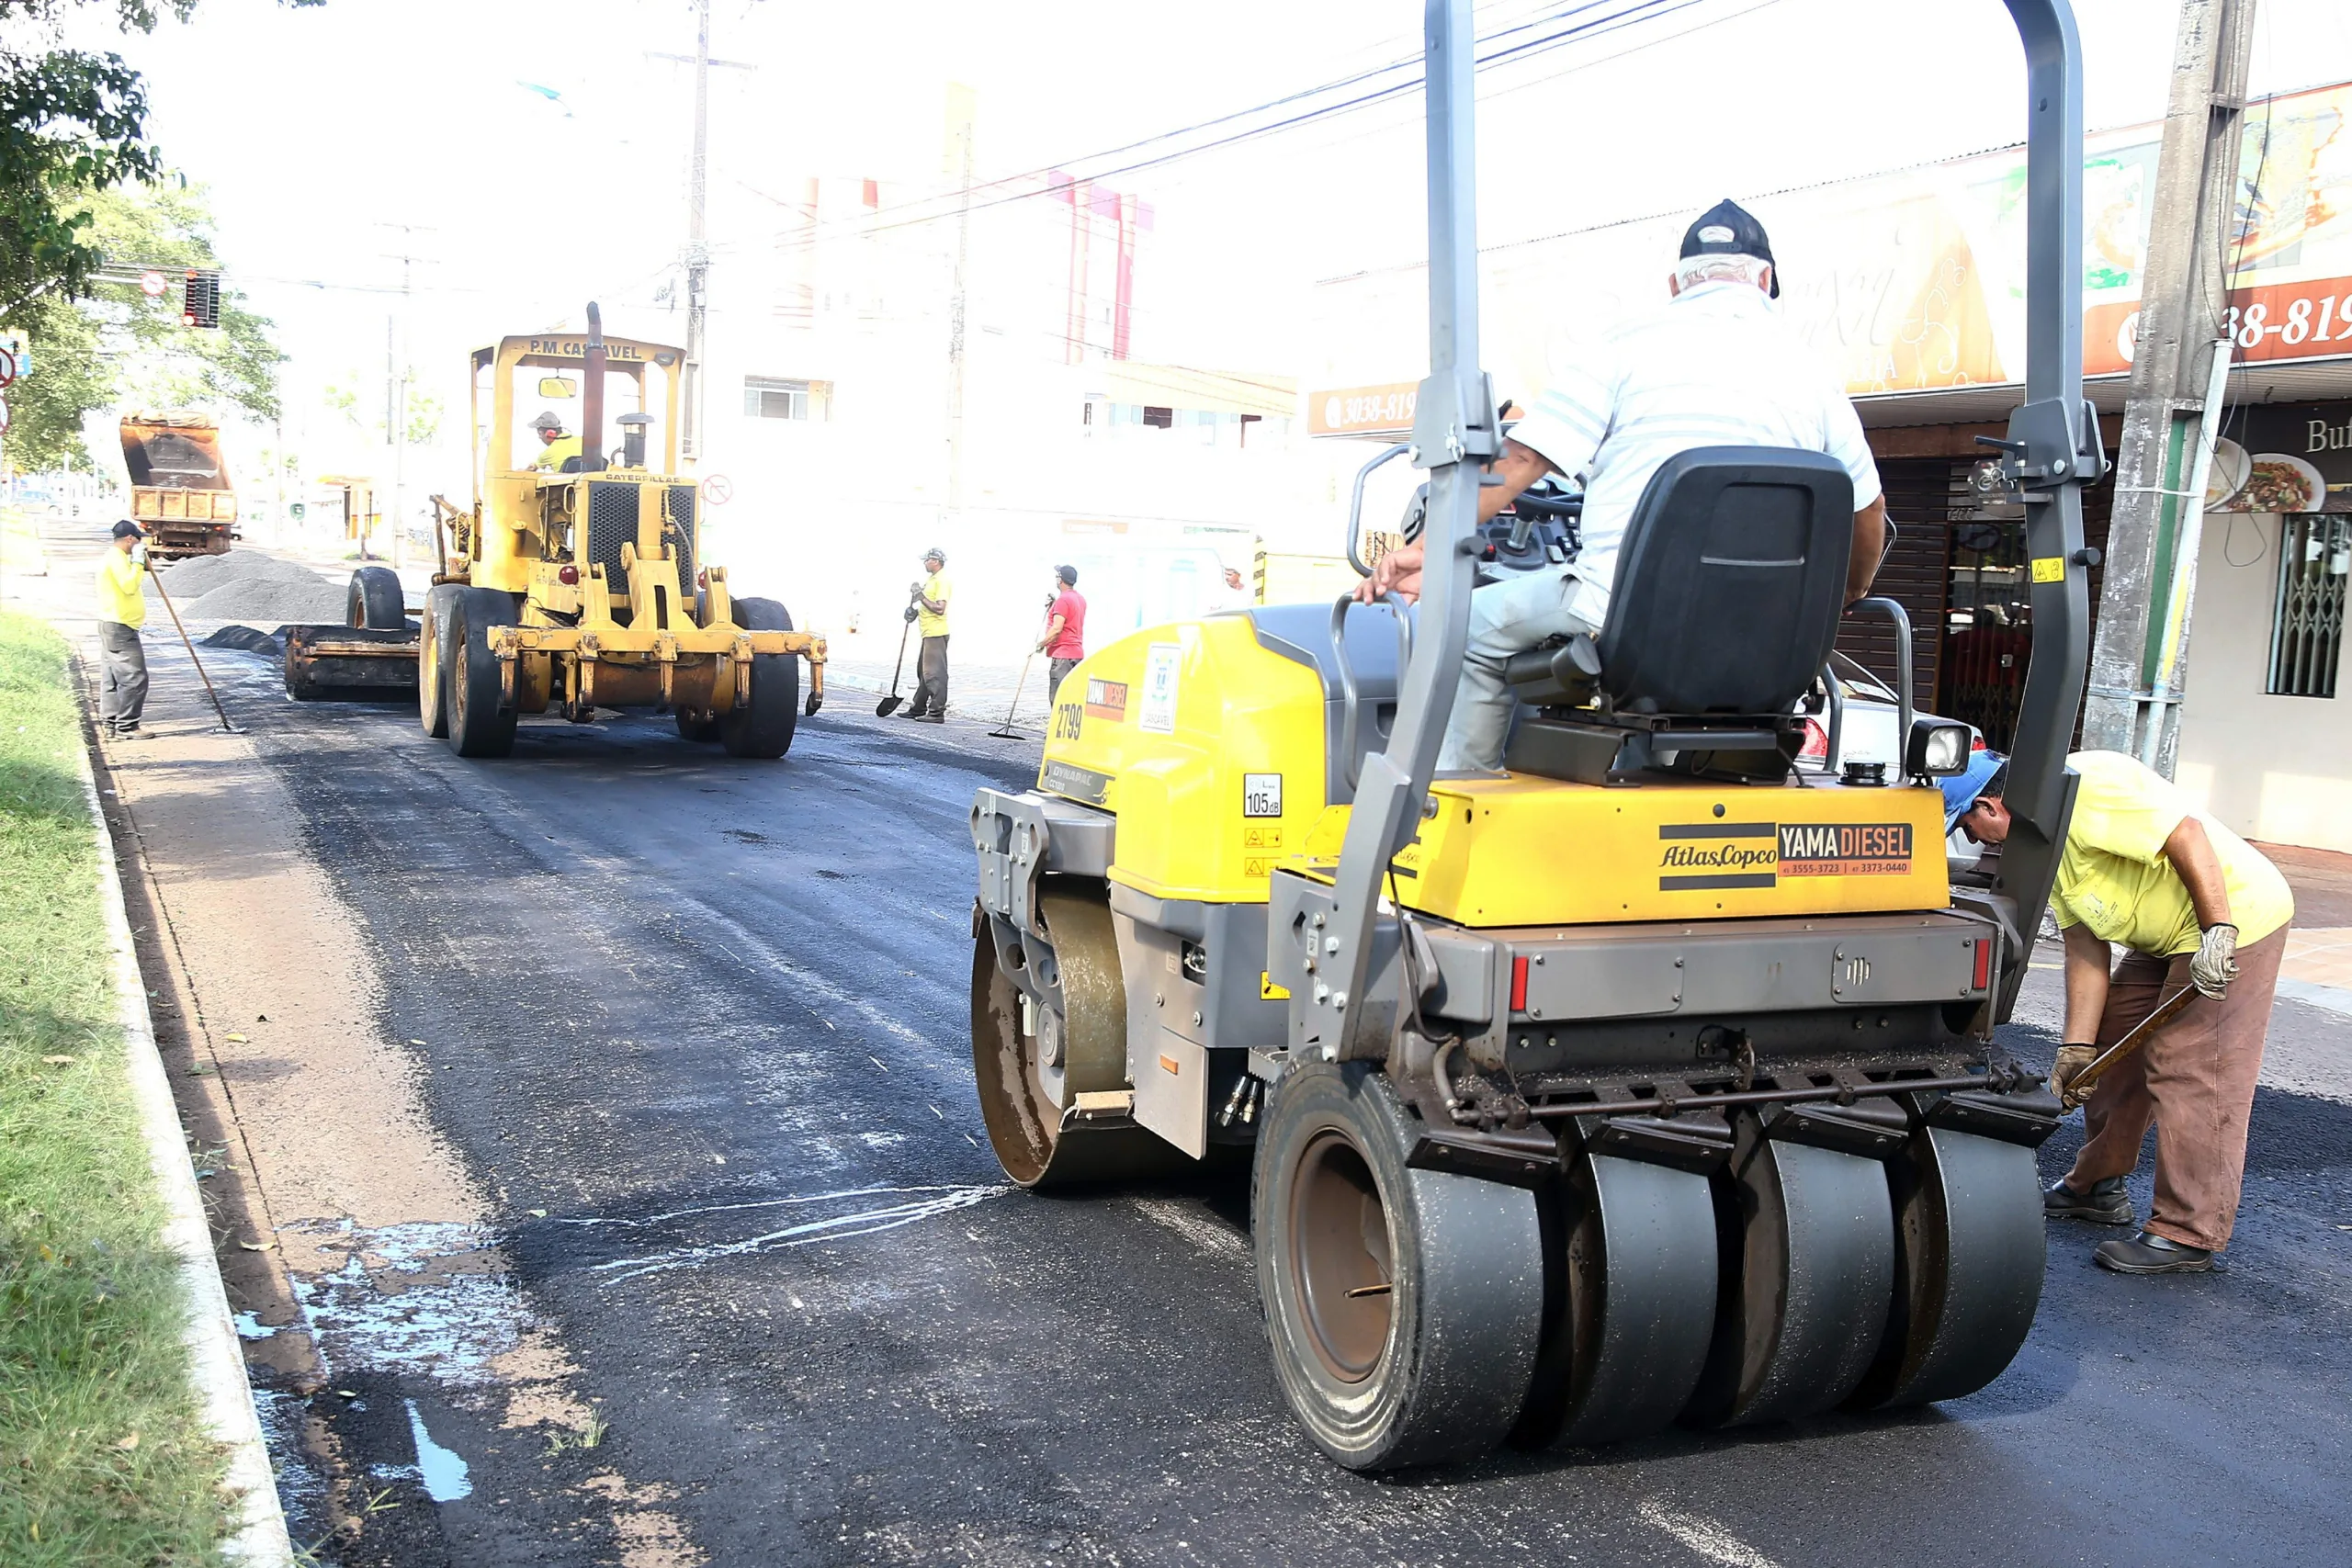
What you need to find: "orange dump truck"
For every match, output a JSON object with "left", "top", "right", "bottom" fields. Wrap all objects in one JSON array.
[{"left": 121, "top": 412, "right": 240, "bottom": 559}]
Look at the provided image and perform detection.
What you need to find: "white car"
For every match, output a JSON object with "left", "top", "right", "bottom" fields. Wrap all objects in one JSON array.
[{"left": 1796, "top": 652, "right": 1988, "bottom": 869}]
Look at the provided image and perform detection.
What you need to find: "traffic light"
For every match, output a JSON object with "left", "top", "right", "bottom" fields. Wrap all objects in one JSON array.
[{"left": 182, "top": 268, "right": 220, "bottom": 329}]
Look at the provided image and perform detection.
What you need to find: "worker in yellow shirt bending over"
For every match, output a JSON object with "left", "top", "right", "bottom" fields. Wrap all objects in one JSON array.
[
  {"left": 95, "top": 519, "right": 151, "bottom": 739},
  {"left": 1953, "top": 750, "right": 2295, "bottom": 1275}
]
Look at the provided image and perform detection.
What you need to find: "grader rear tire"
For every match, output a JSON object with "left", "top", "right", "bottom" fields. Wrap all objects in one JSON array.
[
  {"left": 720, "top": 597, "right": 798, "bottom": 760},
  {"left": 447, "top": 587, "right": 521, "bottom": 759},
  {"left": 971, "top": 890, "right": 1174, "bottom": 1188},
  {"left": 417, "top": 583, "right": 461, "bottom": 739},
  {"left": 1254, "top": 1062, "right": 1542, "bottom": 1471}
]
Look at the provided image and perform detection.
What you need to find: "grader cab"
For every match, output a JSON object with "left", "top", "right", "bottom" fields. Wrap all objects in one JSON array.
[{"left": 285, "top": 305, "right": 824, "bottom": 760}]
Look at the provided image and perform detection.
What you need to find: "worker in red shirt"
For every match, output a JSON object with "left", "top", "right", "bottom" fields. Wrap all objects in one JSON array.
[{"left": 1041, "top": 565, "right": 1087, "bottom": 699}]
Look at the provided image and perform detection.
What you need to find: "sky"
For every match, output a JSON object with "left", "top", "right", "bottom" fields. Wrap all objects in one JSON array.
[{"left": 61, "top": 0, "right": 2352, "bottom": 450}]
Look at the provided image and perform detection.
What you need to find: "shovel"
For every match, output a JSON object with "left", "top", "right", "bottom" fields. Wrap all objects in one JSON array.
[
  {"left": 875, "top": 615, "right": 914, "bottom": 716},
  {"left": 146, "top": 564, "right": 242, "bottom": 735},
  {"left": 989, "top": 650, "right": 1037, "bottom": 739}
]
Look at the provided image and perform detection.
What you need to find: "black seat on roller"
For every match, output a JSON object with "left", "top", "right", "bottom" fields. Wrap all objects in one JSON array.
[
  {"left": 1504, "top": 446, "right": 1854, "bottom": 782},
  {"left": 1595, "top": 446, "right": 1851, "bottom": 714}
]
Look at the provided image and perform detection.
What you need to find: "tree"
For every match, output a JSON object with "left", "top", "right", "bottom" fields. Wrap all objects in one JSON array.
[
  {"left": 5, "top": 181, "right": 284, "bottom": 469},
  {"left": 1, "top": 1, "right": 316, "bottom": 313}
]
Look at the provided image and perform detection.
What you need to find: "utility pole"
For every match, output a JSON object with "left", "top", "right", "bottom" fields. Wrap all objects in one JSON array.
[
  {"left": 944, "top": 85, "right": 977, "bottom": 516},
  {"left": 375, "top": 224, "right": 436, "bottom": 570},
  {"left": 2082, "top": 0, "right": 2256, "bottom": 772},
  {"left": 652, "top": 4, "right": 752, "bottom": 469}
]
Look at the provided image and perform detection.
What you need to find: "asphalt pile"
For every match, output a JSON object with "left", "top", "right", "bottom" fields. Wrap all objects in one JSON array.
[{"left": 149, "top": 550, "right": 346, "bottom": 624}]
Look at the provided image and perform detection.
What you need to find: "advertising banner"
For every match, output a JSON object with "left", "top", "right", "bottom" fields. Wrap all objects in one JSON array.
[{"left": 1309, "top": 81, "right": 2352, "bottom": 422}]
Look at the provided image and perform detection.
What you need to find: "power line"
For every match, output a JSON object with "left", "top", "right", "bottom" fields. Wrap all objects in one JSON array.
[{"left": 729, "top": 0, "right": 1715, "bottom": 263}]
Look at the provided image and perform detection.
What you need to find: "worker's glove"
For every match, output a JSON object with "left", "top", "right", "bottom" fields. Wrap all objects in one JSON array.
[
  {"left": 909, "top": 581, "right": 923, "bottom": 598},
  {"left": 2051, "top": 1043, "right": 2098, "bottom": 1108},
  {"left": 2190, "top": 922, "right": 2240, "bottom": 999}
]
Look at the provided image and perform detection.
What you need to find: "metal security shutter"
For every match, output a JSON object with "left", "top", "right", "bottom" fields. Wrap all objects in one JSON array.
[{"left": 1837, "top": 458, "right": 1958, "bottom": 709}]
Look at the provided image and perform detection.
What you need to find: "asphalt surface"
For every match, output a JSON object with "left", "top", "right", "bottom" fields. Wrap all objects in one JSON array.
[{"left": 130, "top": 630, "right": 2352, "bottom": 1566}]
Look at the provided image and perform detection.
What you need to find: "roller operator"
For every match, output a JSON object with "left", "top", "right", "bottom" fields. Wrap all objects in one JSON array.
[{"left": 1356, "top": 198, "right": 1889, "bottom": 773}]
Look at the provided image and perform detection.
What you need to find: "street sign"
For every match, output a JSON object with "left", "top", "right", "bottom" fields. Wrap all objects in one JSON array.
[
  {"left": 0, "top": 349, "right": 14, "bottom": 389},
  {"left": 140, "top": 270, "right": 168, "bottom": 298},
  {"left": 0, "top": 398, "right": 11, "bottom": 434},
  {"left": 703, "top": 474, "right": 732, "bottom": 505}
]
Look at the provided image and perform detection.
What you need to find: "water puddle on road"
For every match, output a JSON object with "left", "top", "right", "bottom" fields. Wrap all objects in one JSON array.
[{"left": 404, "top": 1399, "right": 475, "bottom": 1502}]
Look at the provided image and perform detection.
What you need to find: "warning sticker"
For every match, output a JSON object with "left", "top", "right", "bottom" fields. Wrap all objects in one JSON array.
[
  {"left": 2030, "top": 556, "right": 2065, "bottom": 583},
  {"left": 1242, "top": 826, "right": 1283, "bottom": 849},
  {"left": 1243, "top": 773, "right": 1283, "bottom": 818},
  {"left": 1138, "top": 643, "right": 1182, "bottom": 733}
]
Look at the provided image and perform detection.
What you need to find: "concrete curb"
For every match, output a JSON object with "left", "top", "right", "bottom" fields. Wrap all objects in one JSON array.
[{"left": 70, "top": 688, "right": 294, "bottom": 1566}]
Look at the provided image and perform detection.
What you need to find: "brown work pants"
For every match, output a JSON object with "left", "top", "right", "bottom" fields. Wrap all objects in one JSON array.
[{"left": 2064, "top": 925, "right": 2285, "bottom": 1251}]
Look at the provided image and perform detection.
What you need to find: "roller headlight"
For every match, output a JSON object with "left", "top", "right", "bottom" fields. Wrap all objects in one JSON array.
[{"left": 1907, "top": 718, "right": 1973, "bottom": 778}]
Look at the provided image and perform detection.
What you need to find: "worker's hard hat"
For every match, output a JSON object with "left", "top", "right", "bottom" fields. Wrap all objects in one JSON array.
[
  {"left": 922, "top": 547, "right": 946, "bottom": 564},
  {"left": 1679, "top": 197, "right": 1780, "bottom": 299},
  {"left": 531, "top": 412, "right": 566, "bottom": 432}
]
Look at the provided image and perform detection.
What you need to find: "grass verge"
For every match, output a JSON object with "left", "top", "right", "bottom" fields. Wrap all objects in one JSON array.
[{"left": 0, "top": 608, "right": 229, "bottom": 1564}]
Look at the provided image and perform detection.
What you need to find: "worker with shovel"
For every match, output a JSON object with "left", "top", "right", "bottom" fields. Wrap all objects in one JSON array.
[
  {"left": 96, "top": 519, "right": 151, "bottom": 739},
  {"left": 1953, "top": 750, "right": 2295, "bottom": 1275}
]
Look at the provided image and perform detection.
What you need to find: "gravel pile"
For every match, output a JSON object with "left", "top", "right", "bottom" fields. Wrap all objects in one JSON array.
[{"left": 149, "top": 550, "right": 346, "bottom": 624}]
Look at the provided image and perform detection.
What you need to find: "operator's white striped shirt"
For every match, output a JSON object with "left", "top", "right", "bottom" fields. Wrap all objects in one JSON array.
[{"left": 1509, "top": 280, "right": 1882, "bottom": 611}]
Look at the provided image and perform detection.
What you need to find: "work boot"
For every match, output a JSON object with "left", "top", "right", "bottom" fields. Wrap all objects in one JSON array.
[
  {"left": 2044, "top": 1176, "right": 2133, "bottom": 1224},
  {"left": 915, "top": 713, "right": 944, "bottom": 724},
  {"left": 2095, "top": 1230, "right": 2216, "bottom": 1275}
]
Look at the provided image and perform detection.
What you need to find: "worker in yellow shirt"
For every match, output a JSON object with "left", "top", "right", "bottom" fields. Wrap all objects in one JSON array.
[
  {"left": 527, "top": 412, "right": 583, "bottom": 472},
  {"left": 902, "top": 547, "right": 952, "bottom": 723},
  {"left": 95, "top": 519, "right": 152, "bottom": 739},
  {"left": 1954, "top": 749, "right": 2295, "bottom": 1275}
]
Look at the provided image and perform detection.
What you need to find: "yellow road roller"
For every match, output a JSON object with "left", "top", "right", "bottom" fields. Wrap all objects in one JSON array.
[
  {"left": 969, "top": 0, "right": 2098, "bottom": 1469},
  {"left": 284, "top": 306, "right": 824, "bottom": 759}
]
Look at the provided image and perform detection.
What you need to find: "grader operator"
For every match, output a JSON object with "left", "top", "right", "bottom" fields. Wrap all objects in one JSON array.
[
  {"left": 284, "top": 306, "right": 824, "bottom": 760},
  {"left": 968, "top": 0, "right": 2098, "bottom": 1470}
]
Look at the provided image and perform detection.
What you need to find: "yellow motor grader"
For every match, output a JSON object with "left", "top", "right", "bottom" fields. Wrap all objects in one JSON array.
[
  {"left": 284, "top": 306, "right": 824, "bottom": 759},
  {"left": 969, "top": 0, "right": 2098, "bottom": 1470}
]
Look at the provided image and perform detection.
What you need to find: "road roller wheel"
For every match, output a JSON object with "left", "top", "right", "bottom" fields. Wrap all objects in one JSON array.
[
  {"left": 347, "top": 565, "right": 406, "bottom": 630},
  {"left": 1685, "top": 1118, "right": 1894, "bottom": 1428},
  {"left": 1516, "top": 1151, "right": 1718, "bottom": 1450},
  {"left": 1849, "top": 1125, "right": 2044, "bottom": 1410},
  {"left": 970, "top": 889, "right": 1173, "bottom": 1188},
  {"left": 720, "top": 597, "right": 798, "bottom": 760},
  {"left": 447, "top": 588, "right": 522, "bottom": 759},
  {"left": 418, "top": 583, "right": 460, "bottom": 739},
  {"left": 1254, "top": 1061, "right": 1542, "bottom": 1471}
]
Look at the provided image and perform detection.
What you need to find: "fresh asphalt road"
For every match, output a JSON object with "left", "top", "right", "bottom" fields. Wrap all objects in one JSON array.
[{"left": 177, "top": 637, "right": 2352, "bottom": 1568}]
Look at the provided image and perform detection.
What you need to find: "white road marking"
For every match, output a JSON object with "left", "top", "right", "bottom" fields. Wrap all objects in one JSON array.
[
  {"left": 1637, "top": 1498, "right": 1788, "bottom": 1568},
  {"left": 586, "top": 1185, "right": 1009, "bottom": 1285}
]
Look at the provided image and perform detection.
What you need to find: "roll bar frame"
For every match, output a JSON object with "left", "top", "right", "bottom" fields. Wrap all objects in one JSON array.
[{"left": 1307, "top": 0, "right": 2096, "bottom": 1061}]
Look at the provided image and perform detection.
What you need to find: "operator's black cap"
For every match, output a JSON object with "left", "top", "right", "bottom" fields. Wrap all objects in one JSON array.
[
  {"left": 1056, "top": 564, "right": 1078, "bottom": 586},
  {"left": 1679, "top": 197, "right": 1779, "bottom": 298},
  {"left": 112, "top": 518, "right": 145, "bottom": 538}
]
